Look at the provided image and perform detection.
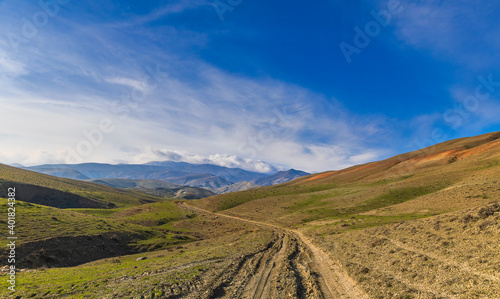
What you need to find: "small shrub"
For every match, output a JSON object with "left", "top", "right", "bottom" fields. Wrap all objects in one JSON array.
[
  {"left": 359, "top": 267, "right": 370, "bottom": 274},
  {"left": 478, "top": 203, "right": 500, "bottom": 219},
  {"left": 461, "top": 214, "right": 476, "bottom": 223},
  {"left": 371, "top": 238, "right": 387, "bottom": 247},
  {"left": 478, "top": 220, "right": 493, "bottom": 230}
]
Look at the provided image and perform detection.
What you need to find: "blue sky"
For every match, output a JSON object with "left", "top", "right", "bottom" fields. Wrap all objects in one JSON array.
[{"left": 1, "top": 0, "right": 500, "bottom": 173}]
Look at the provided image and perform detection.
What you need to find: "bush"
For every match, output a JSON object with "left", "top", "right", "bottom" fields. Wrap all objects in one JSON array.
[
  {"left": 478, "top": 203, "right": 500, "bottom": 219},
  {"left": 478, "top": 220, "right": 494, "bottom": 230},
  {"left": 359, "top": 267, "right": 370, "bottom": 274},
  {"left": 461, "top": 214, "right": 476, "bottom": 223}
]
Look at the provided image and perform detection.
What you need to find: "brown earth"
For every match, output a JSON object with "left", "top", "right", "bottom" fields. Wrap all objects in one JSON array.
[
  {"left": 178, "top": 202, "right": 369, "bottom": 298},
  {"left": 321, "top": 202, "right": 500, "bottom": 298},
  {"left": 4, "top": 131, "right": 500, "bottom": 298},
  {"left": 0, "top": 182, "right": 105, "bottom": 209},
  {"left": 0, "top": 232, "right": 144, "bottom": 268}
]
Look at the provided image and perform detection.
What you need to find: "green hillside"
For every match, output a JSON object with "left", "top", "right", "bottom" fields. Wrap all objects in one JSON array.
[
  {"left": 0, "top": 164, "right": 166, "bottom": 208},
  {"left": 193, "top": 131, "right": 500, "bottom": 228},
  {"left": 1, "top": 132, "right": 499, "bottom": 298}
]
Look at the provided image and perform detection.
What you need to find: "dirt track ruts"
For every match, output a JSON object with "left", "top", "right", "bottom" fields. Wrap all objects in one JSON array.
[
  {"left": 179, "top": 202, "right": 370, "bottom": 298},
  {"left": 248, "top": 234, "right": 288, "bottom": 298}
]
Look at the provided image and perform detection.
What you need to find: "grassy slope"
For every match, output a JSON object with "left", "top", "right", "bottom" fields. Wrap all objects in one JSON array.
[
  {"left": 0, "top": 199, "right": 153, "bottom": 245},
  {"left": 0, "top": 165, "right": 200, "bottom": 259},
  {"left": 0, "top": 199, "right": 194, "bottom": 245},
  {"left": 0, "top": 207, "right": 273, "bottom": 298},
  {"left": 323, "top": 202, "right": 500, "bottom": 298},
  {"left": 192, "top": 131, "right": 500, "bottom": 229},
  {"left": 0, "top": 200, "right": 198, "bottom": 272},
  {"left": 0, "top": 164, "right": 165, "bottom": 207},
  {"left": 189, "top": 131, "right": 500, "bottom": 297},
  {"left": 1, "top": 132, "right": 499, "bottom": 298}
]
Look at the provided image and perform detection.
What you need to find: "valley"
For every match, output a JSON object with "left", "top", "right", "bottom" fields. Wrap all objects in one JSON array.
[
  {"left": 21, "top": 162, "right": 310, "bottom": 194},
  {"left": 0, "top": 131, "right": 500, "bottom": 298},
  {"left": 3, "top": 1, "right": 498, "bottom": 298}
]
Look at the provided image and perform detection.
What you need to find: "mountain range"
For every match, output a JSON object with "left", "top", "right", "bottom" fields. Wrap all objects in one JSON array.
[
  {"left": 87, "top": 178, "right": 216, "bottom": 199},
  {"left": 2, "top": 131, "right": 500, "bottom": 298},
  {"left": 20, "top": 162, "right": 310, "bottom": 195}
]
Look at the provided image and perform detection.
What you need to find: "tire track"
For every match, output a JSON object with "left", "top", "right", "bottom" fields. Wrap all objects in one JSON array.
[
  {"left": 294, "top": 230, "right": 369, "bottom": 299},
  {"left": 248, "top": 234, "right": 288, "bottom": 299},
  {"left": 179, "top": 202, "right": 369, "bottom": 298}
]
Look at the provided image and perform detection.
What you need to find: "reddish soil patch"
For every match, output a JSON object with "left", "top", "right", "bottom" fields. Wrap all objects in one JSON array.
[{"left": 303, "top": 172, "right": 335, "bottom": 182}]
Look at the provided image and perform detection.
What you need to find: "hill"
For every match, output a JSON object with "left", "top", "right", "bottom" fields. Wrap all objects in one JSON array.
[
  {"left": 252, "top": 169, "right": 310, "bottom": 186},
  {"left": 0, "top": 198, "right": 195, "bottom": 269},
  {"left": 1, "top": 131, "right": 499, "bottom": 298},
  {"left": 214, "top": 181, "right": 260, "bottom": 193},
  {"left": 0, "top": 164, "right": 166, "bottom": 208},
  {"left": 22, "top": 162, "right": 310, "bottom": 192},
  {"left": 186, "top": 131, "right": 500, "bottom": 297},
  {"left": 194, "top": 131, "right": 500, "bottom": 218},
  {"left": 87, "top": 178, "right": 216, "bottom": 199},
  {"left": 22, "top": 162, "right": 268, "bottom": 189}
]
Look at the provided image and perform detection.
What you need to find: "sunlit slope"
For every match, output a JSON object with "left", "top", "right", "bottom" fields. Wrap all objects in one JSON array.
[
  {"left": 0, "top": 198, "right": 195, "bottom": 269},
  {"left": 193, "top": 131, "right": 500, "bottom": 226},
  {"left": 0, "top": 198, "right": 152, "bottom": 268},
  {"left": 0, "top": 164, "right": 166, "bottom": 208}
]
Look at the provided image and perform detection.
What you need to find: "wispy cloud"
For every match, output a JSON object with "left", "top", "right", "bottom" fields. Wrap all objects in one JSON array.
[
  {"left": 0, "top": 0, "right": 448, "bottom": 172},
  {"left": 448, "top": 85, "right": 500, "bottom": 132},
  {"left": 0, "top": 48, "right": 392, "bottom": 171},
  {"left": 105, "top": 76, "right": 150, "bottom": 92},
  {"left": 0, "top": 50, "right": 26, "bottom": 76},
  {"left": 394, "top": 0, "right": 500, "bottom": 69},
  {"left": 132, "top": 149, "right": 277, "bottom": 173},
  {"left": 112, "top": 0, "right": 211, "bottom": 28}
]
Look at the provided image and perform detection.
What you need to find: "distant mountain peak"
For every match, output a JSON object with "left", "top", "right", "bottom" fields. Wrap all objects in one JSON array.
[
  {"left": 9, "top": 163, "right": 25, "bottom": 168},
  {"left": 22, "top": 161, "right": 309, "bottom": 193},
  {"left": 252, "top": 168, "right": 310, "bottom": 186}
]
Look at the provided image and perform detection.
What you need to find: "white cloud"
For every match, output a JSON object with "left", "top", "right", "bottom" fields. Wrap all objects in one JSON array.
[
  {"left": 113, "top": 0, "right": 210, "bottom": 28},
  {"left": 131, "top": 148, "right": 277, "bottom": 173},
  {"left": 447, "top": 86, "right": 500, "bottom": 132},
  {"left": 394, "top": 0, "right": 500, "bottom": 69},
  {"left": 105, "top": 76, "right": 150, "bottom": 92},
  {"left": 348, "top": 152, "right": 379, "bottom": 164},
  {"left": 0, "top": 50, "right": 26, "bottom": 76},
  {"left": 0, "top": 59, "right": 393, "bottom": 171},
  {"left": 249, "top": 141, "right": 385, "bottom": 173},
  {"left": 0, "top": 1, "right": 396, "bottom": 172}
]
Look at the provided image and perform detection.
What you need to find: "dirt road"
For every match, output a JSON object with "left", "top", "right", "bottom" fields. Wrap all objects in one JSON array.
[{"left": 179, "top": 202, "right": 369, "bottom": 298}]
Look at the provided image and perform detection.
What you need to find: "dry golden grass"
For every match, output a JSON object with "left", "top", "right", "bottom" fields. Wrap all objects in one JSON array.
[
  {"left": 192, "top": 131, "right": 500, "bottom": 298},
  {"left": 320, "top": 202, "right": 500, "bottom": 298}
]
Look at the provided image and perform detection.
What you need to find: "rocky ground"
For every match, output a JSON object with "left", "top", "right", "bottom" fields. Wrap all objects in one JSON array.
[{"left": 321, "top": 202, "right": 500, "bottom": 298}]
